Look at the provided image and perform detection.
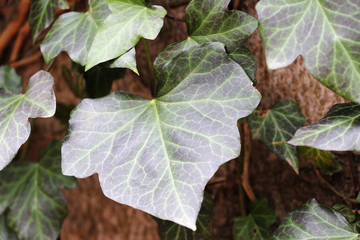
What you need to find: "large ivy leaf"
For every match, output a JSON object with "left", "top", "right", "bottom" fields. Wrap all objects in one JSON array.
[
  {"left": 0, "top": 66, "right": 22, "bottom": 94},
  {"left": 41, "top": 0, "right": 110, "bottom": 65},
  {"left": 62, "top": 43, "right": 261, "bottom": 230},
  {"left": 29, "top": 0, "right": 69, "bottom": 41},
  {"left": 299, "top": 146, "right": 343, "bottom": 175},
  {"left": 85, "top": 0, "right": 166, "bottom": 70},
  {"left": 271, "top": 199, "right": 359, "bottom": 239},
  {"left": 233, "top": 199, "right": 277, "bottom": 240},
  {"left": 257, "top": 0, "right": 360, "bottom": 103},
  {"left": 155, "top": 193, "right": 213, "bottom": 240},
  {"left": 0, "top": 214, "right": 17, "bottom": 240},
  {"left": 0, "top": 140, "right": 77, "bottom": 240},
  {"left": 248, "top": 99, "right": 305, "bottom": 172},
  {"left": 154, "top": 0, "right": 258, "bottom": 81},
  {"left": 0, "top": 71, "right": 55, "bottom": 171},
  {"left": 288, "top": 102, "right": 360, "bottom": 151}
]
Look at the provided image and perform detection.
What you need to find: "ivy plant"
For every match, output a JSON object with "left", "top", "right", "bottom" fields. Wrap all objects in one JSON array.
[{"left": 0, "top": 0, "right": 359, "bottom": 239}]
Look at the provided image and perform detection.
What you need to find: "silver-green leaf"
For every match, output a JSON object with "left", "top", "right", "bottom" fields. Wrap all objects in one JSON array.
[
  {"left": 257, "top": 0, "right": 360, "bottom": 103},
  {"left": 62, "top": 43, "right": 261, "bottom": 230},
  {"left": 85, "top": 0, "right": 166, "bottom": 70},
  {"left": 0, "top": 70, "right": 55, "bottom": 171},
  {"left": 248, "top": 99, "right": 305, "bottom": 173},
  {"left": 288, "top": 102, "right": 360, "bottom": 151},
  {"left": 271, "top": 199, "right": 359, "bottom": 239},
  {"left": 0, "top": 140, "right": 77, "bottom": 240}
]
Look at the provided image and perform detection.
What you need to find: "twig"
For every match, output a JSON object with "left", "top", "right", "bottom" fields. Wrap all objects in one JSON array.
[
  {"left": 10, "top": 51, "right": 43, "bottom": 68},
  {"left": 141, "top": 38, "right": 155, "bottom": 98},
  {"left": 233, "top": 0, "right": 240, "bottom": 10},
  {"left": 0, "top": 0, "right": 31, "bottom": 59},
  {"left": 315, "top": 167, "right": 360, "bottom": 204},
  {"left": 10, "top": 21, "right": 31, "bottom": 61},
  {"left": 240, "top": 123, "right": 256, "bottom": 202}
]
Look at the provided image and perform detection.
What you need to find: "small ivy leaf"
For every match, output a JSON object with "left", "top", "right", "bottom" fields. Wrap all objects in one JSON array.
[
  {"left": 154, "top": 0, "right": 257, "bottom": 81},
  {"left": 41, "top": 0, "right": 110, "bottom": 65},
  {"left": 62, "top": 42, "right": 261, "bottom": 230},
  {"left": 0, "top": 66, "right": 22, "bottom": 94},
  {"left": 257, "top": 0, "right": 360, "bottom": 103},
  {"left": 271, "top": 199, "right": 359, "bottom": 239},
  {"left": 85, "top": 0, "right": 166, "bottom": 71},
  {"left": 288, "top": 102, "right": 360, "bottom": 151},
  {"left": 248, "top": 99, "right": 305, "bottom": 173},
  {"left": 332, "top": 204, "right": 357, "bottom": 224},
  {"left": 0, "top": 140, "right": 77, "bottom": 240},
  {"left": 233, "top": 199, "right": 277, "bottom": 240},
  {"left": 0, "top": 71, "right": 55, "bottom": 171},
  {"left": 0, "top": 214, "right": 17, "bottom": 240},
  {"left": 299, "top": 146, "right": 343, "bottom": 175},
  {"left": 29, "top": 0, "right": 69, "bottom": 41},
  {"left": 108, "top": 48, "right": 139, "bottom": 75},
  {"left": 155, "top": 193, "right": 213, "bottom": 240}
]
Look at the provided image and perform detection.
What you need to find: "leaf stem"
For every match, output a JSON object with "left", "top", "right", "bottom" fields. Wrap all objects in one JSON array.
[
  {"left": 141, "top": 38, "right": 155, "bottom": 98},
  {"left": 19, "top": 118, "right": 35, "bottom": 161}
]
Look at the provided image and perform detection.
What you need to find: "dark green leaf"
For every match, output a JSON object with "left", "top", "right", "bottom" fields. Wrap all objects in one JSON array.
[
  {"left": 156, "top": 193, "right": 213, "bottom": 240},
  {"left": 0, "top": 214, "right": 17, "bottom": 240},
  {"left": 233, "top": 199, "right": 276, "bottom": 240},
  {"left": 332, "top": 204, "right": 356, "bottom": 224},
  {"left": 0, "top": 71, "right": 55, "bottom": 171},
  {"left": 62, "top": 42, "right": 261, "bottom": 230},
  {"left": 288, "top": 102, "right": 360, "bottom": 151},
  {"left": 248, "top": 99, "right": 305, "bottom": 173},
  {"left": 85, "top": 0, "right": 166, "bottom": 70},
  {"left": 299, "top": 146, "right": 342, "bottom": 175},
  {"left": 41, "top": 0, "right": 110, "bottom": 65},
  {"left": 154, "top": 0, "right": 257, "bottom": 81},
  {"left": 271, "top": 199, "right": 359, "bottom": 240},
  {"left": 0, "top": 140, "right": 77, "bottom": 240},
  {"left": 29, "top": 0, "right": 69, "bottom": 41},
  {"left": 0, "top": 66, "right": 22, "bottom": 94},
  {"left": 257, "top": 0, "right": 360, "bottom": 103}
]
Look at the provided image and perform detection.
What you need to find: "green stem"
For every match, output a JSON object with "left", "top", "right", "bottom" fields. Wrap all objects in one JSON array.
[
  {"left": 142, "top": 38, "right": 155, "bottom": 98},
  {"left": 19, "top": 118, "right": 35, "bottom": 161}
]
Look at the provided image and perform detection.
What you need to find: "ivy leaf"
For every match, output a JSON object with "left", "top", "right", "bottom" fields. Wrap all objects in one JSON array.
[
  {"left": 154, "top": 0, "right": 258, "bottom": 81},
  {"left": 62, "top": 43, "right": 261, "bottom": 230},
  {"left": 0, "top": 66, "right": 22, "bottom": 94},
  {"left": 41, "top": 0, "right": 110, "bottom": 65},
  {"left": 155, "top": 193, "right": 213, "bottom": 240},
  {"left": 0, "top": 140, "right": 77, "bottom": 240},
  {"left": 271, "top": 199, "right": 359, "bottom": 239},
  {"left": 0, "top": 71, "right": 55, "bottom": 171},
  {"left": 257, "top": 0, "right": 360, "bottom": 103},
  {"left": 288, "top": 102, "right": 360, "bottom": 151},
  {"left": 299, "top": 146, "right": 343, "bottom": 175},
  {"left": 85, "top": 0, "right": 166, "bottom": 70},
  {"left": 29, "top": 0, "right": 69, "bottom": 41},
  {"left": 108, "top": 48, "right": 138, "bottom": 75},
  {"left": 0, "top": 214, "right": 17, "bottom": 240},
  {"left": 233, "top": 199, "right": 277, "bottom": 240},
  {"left": 332, "top": 204, "right": 357, "bottom": 224},
  {"left": 248, "top": 99, "right": 305, "bottom": 173}
]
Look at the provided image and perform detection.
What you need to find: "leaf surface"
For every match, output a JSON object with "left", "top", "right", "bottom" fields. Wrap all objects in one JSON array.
[
  {"left": 108, "top": 48, "right": 138, "bottom": 75},
  {"left": 156, "top": 193, "right": 213, "bottom": 240},
  {"left": 0, "top": 140, "right": 77, "bottom": 240},
  {"left": 62, "top": 43, "right": 261, "bottom": 230},
  {"left": 41, "top": 0, "right": 110, "bottom": 65},
  {"left": 0, "top": 71, "right": 55, "bottom": 171},
  {"left": 85, "top": 0, "right": 166, "bottom": 70},
  {"left": 0, "top": 66, "right": 22, "bottom": 94},
  {"left": 248, "top": 99, "right": 305, "bottom": 172},
  {"left": 288, "top": 102, "right": 360, "bottom": 151},
  {"left": 154, "top": 0, "right": 258, "bottom": 81},
  {"left": 257, "top": 0, "right": 360, "bottom": 103},
  {"left": 299, "top": 146, "right": 342, "bottom": 175},
  {"left": 29, "top": 0, "right": 69, "bottom": 41},
  {"left": 233, "top": 199, "right": 277, "bottom": 240},
  {"left": 271, "top": 199, "right": 359, "bottom": 239},
  {"left": 0, "top": 214, "right": 17, "bottom": 240}
]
